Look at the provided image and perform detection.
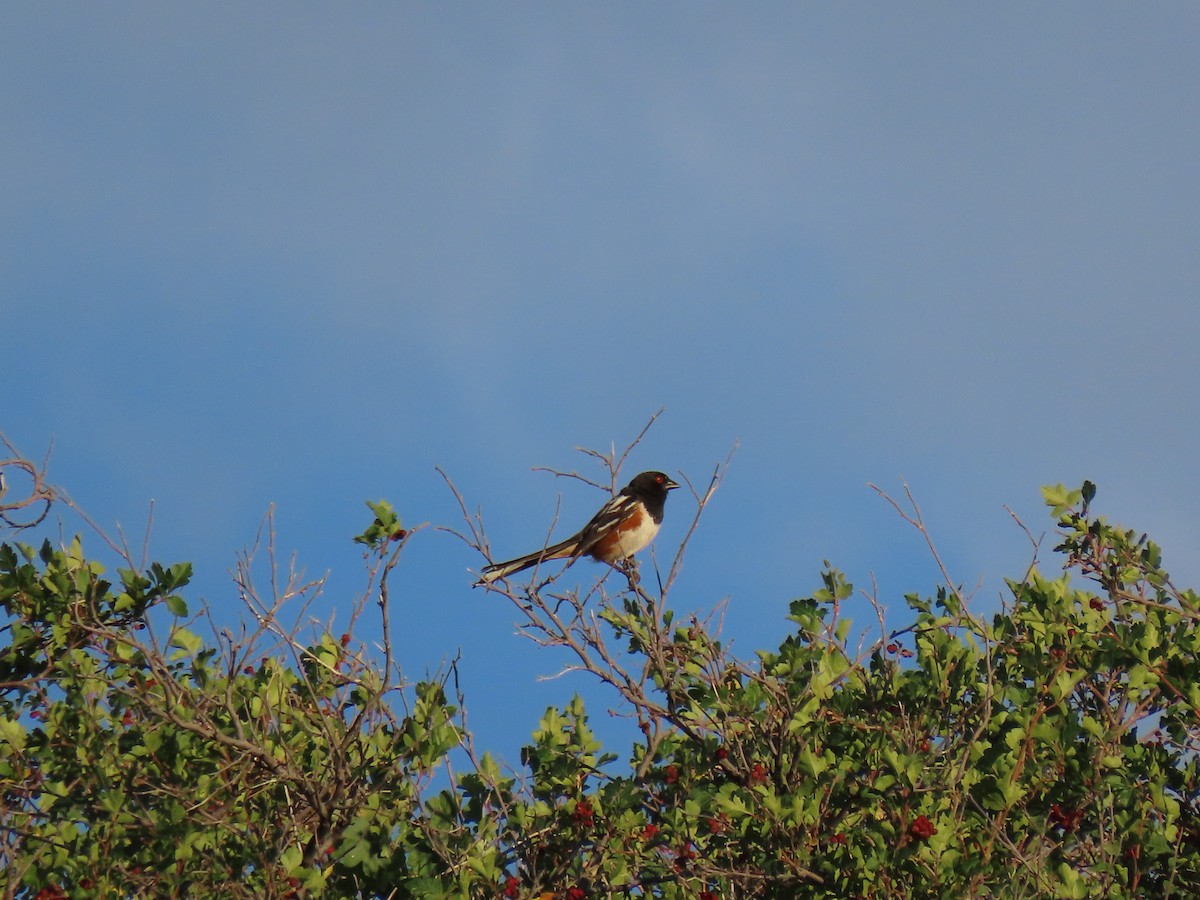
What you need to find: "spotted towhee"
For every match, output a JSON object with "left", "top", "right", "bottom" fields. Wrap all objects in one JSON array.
[{"left": 476, "top": 471, "right": 680, "bottom": 585}]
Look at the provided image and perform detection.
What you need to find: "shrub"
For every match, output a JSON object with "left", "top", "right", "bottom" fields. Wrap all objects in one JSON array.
[{"left": 2, "top": 441, "right": 1197, "bottom": 898}]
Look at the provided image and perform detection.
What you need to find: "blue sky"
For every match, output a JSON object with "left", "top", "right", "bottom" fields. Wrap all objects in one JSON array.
[{"left": 4, "top": 6, "right": 1199, "bottom": 765}]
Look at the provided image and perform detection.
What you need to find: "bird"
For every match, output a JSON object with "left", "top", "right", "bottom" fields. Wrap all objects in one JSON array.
[{"left": 476, "top": 471, "right": 680, "bottom": 585}]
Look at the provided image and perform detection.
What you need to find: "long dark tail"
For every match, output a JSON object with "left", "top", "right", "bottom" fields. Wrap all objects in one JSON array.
[{"left": 476, "top": 536, "right": 579, "bottom": 584}]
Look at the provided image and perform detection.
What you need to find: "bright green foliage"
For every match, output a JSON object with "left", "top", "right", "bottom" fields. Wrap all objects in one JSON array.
[
  {"left": 3, "top": 481, "right": 1200, "bottom": 898},
  {"left": 353, "top": 500, "right": 405, "bottom": 551}
]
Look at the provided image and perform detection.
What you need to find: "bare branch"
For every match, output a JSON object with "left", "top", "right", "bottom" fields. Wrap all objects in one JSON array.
[
  {"left": 662, "top": 442, "right": 735, "bottom": 597},
  {"left": 0, "top": 433, "right": 55, "bottom": 529}
]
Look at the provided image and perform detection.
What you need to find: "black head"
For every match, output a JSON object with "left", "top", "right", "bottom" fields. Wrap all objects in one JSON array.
[{"left": 625, "top": 471, "right": 680, "bottom": 498}]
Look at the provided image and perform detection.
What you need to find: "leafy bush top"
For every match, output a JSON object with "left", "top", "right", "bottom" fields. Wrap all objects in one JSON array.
[{"left": 2, "top": 456, "right": 1198, "bottom": 898}]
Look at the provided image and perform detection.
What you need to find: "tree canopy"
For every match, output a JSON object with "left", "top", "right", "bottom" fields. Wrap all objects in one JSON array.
[{"left": 2, "top": 444, "right": 1198, "bottom": 898}]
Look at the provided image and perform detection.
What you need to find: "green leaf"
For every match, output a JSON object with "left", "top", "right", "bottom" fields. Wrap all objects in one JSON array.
[
  {"left": 1080, "top": 479, "right": 1096, "bottom": 506},
  {"left": 353, "top": 499, "right": 404, "bottom": 549},
  {"left": 169, "top": 627, "right": 202, "bottom": 656},
  {"left": 0, "top": 715, "right": 26, "bottom": 750},
  {"left": 165, "top": 595, "right": 188, "bottom": 617}
]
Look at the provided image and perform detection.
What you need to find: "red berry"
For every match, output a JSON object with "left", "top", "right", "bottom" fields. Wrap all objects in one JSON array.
[
  {"left": 664, "top": 764, "right": 679, "bottom": 784},
  {"left": 1049, "top": 803, "right": 1083, "bottom": 831},
  {"left": 571, "top": 799, "right": 594, "bottom": 827},
  {"left": 673, "top": 842, "right": 697, "bottom": 871},
  {"left": 340, "top": 633, "right": 351, "bottom": 646},
  {"left": 910, "top": 815, "right": 937, "bottom": 840}
]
